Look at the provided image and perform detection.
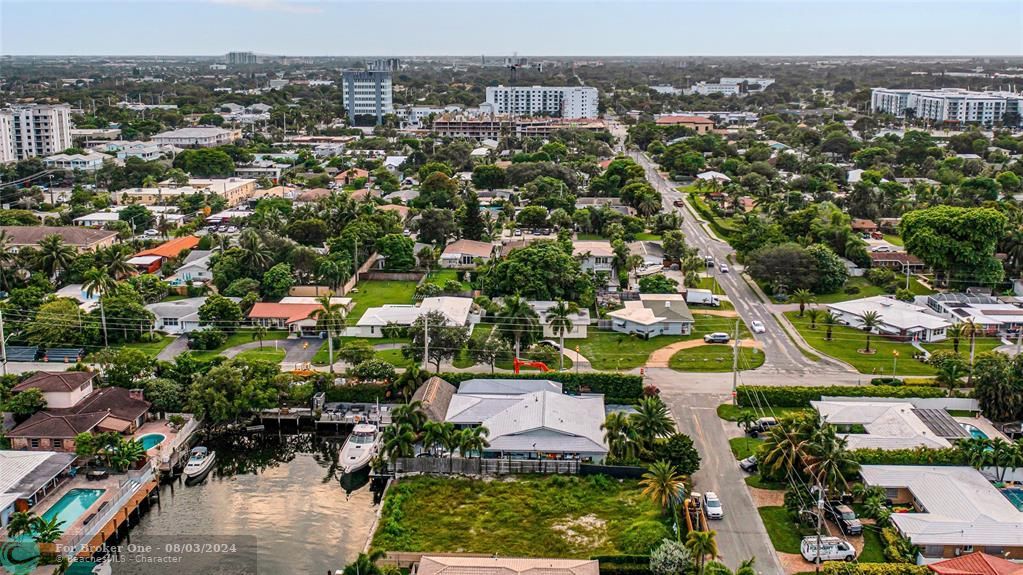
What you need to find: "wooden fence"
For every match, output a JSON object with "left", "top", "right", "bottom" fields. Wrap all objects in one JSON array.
[{"left": 390, "top": 457, "right": 580, "bottom": 476}]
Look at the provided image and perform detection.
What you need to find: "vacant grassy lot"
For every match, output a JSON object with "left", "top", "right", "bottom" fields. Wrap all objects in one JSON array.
[
  {"left": 669, "top": 344, "right": 764, "bottom": 372},
  {"left": 312, "top": 337, "right": 410, "bottom": 365},
  {"left": 759, "top": 507, "right": 813, "bottom": 554},
  {"left": 234, "top": 348, "right": 286, "bottom": 363},
  {"left": 809, "top": 277, "right": 934, "bottom": 304},
  {"left": 122, "top": 335, "right": 174, "bottom": 356},
  {"left": 188, "top": 329, "right": 288, "bottom": 361},
  {"left": 716, "top": 404, "right": 811, "bottom": 422},
  {"left": 348, "top": 280, "right": 419, "bottom": 321},
  {"left": 372, "top": 475, "right": 670, "bottom": 557}
]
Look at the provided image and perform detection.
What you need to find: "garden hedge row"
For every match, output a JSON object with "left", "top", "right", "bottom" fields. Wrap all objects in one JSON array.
[
  {"left": 821, "top": 564, "right": 929, "bottom": 575},
  {"left": 441, "top": 372, "right": 644, "bottom": 403},
  {"left": 592, "top": 555, "right": 651, "bottom": 575},
  {"left": 850, "top": 447, "right": 968, "bottom": 466},
  {"left": 736, "top": 385, "right": 946, "bottom": 408}
]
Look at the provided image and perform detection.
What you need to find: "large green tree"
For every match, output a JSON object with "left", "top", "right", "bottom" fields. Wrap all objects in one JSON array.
[
  {"left": 482, "top": 241, "right": 594, "bottom": 304},
  {"left": 900, "top": 206, "right": 1007, "bottom": 285}
]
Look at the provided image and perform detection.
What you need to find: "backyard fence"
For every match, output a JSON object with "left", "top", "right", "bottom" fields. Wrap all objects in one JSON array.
[{"left": 390, "top": 457, "right": 580, "bottom": 476}]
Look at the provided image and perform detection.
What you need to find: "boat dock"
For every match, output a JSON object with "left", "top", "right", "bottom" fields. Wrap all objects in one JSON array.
[{"left": 258, "top": 402, "right": 397, "bottom": 433}]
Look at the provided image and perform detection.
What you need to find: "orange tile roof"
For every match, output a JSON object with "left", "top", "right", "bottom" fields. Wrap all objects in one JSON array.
[
  {"left": 655, "top": 115, "right": 715, "bottom": 125},
  {"left": 335, "top": 168, "right": 369, "bottom": 181},
  {"left": 136, "top": 235, "right": 200, "bottom": 259},
  {"left": 248, "top": 302, "right": 322, "bottom": 324},
  {"left": 929, "top": 553, "right": 1023, "bottom": 575}
]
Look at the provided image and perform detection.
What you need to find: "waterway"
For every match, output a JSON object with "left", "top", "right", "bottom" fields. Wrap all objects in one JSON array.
[{"left": 109, "top": 432, "right": 379, "bottom": 575}]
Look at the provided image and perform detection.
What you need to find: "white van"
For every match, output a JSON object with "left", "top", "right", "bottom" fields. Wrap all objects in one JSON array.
[{"left": 800, "top": 536, "right": 856, "bottom": 563}]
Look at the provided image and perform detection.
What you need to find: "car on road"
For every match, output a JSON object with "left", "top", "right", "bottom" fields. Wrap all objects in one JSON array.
[
  {"left": 673, "top": 199, "right": 685, "bottom": 207},
  {"left": 750, "top": 320, "right": 766, "bottom": 334},
  {"left": 513, "top": 229, "right": 522, "bottom": 236},
  {"left": 143, "top": 229, "right": 159, "bottom": 236},
  {"left": 870, "top": 245, "right": 893, "bottom": 252},
  {"left": 800, "top": 536, "right": 856, "bottom": 563},
  {"left": 719, "top": 263, "right": 729, "bottom": 273},
  {"left": 703, "top": 492, "right": 723, "bottom": 519},
  {"left": 704, "top": 256, "right": 715, "bottom": 267},
  {"left": 538, "top": 339, "right": 561, "bottom": 350},
  {"left": 824, "top": 502, "right": 863, "bottom": 535},
  {"left": 703, "top": 332, "right": 730, "bottom": 344},
  {"left": 739, "top": 455, "right": 758, "bottom": 472},
  {"left": 747, "top": 417, "right": 778, "bottom": 438}
]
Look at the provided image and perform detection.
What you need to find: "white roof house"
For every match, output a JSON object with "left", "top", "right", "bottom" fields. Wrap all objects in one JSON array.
[
  {"left": 922, "top": 293, "right": 1023, "bottom": 335},
  {"left": 529, "top": 300, "right": 591, "bottom": 339},
  {"left": 457, "top": 379, "right": 563, "bottom": 395},
  {"left": 145, "top": 296, "right": 240, "bottom": 334},
  {"left": 55, "top": 283, "right": 100, "bottom": 312},
  {"left": 859, "top": 465, "right": 1023, "bottom": 559},
  {"left": 352, "top": 297, "right": 475, "bottom": 338},
  {"left": 826, "top": 295, "right": 951, "bottom": 343},
  {"left": 166, "top": 250, "right": 214, "bottom": 285},
  {"left": 607, "top": 294, "right": 694, "bottom": 338},
  {"left": 696, "top": 170, "right": 731, "bottom": 183},
  {"left": 812, "top": 401, "right": 968, "bottom": 450},
  {"left": 0, "top": 450, "right": 77, "bottom": 525}
]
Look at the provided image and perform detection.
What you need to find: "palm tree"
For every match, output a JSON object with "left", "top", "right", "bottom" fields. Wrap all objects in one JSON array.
[
  {"left": 630, "top": 397, "right": 675, "bottom": 451},
  {"left": 237, "top": 228, "right": 272, "bottom": 271},
  {"left": 859, "top": 310, "right": 883, "bottom": 353},
  {"left": 685, "top": 530, "right": 719, "bottom": 575},
  {"left": 736, "top": 410, "right": 758, "bottom": 433},
  {"left": 35, "top": 234, "right": 75, "bottom": 281},
  {"left": 390, "top": 400, "right": 427, "bottom": 431},
  {"left": 946, "top": 323, "right": 965, "bottom": 354},
  {"left": 792, "top": 289, "right": 815, "bottom": 317},
  {"left": 83, "top": 266, "right": 115, "bottom": 347},
  {"left": 640, "top": 460, "right": 686, "bottom": 511},
  {"left": 547, "top": 299, "right": 579, "bottom": 371},
  {"left": 804, "top": 427, "right": 857, "bottom": 496},
  {"left": 31, "top": 515, "right": 65, "bottom": 544},
  {"left": 5, "top": 510, "right": 35, "bottom": 538},
  {"left": 936, "top": 362, "right": 965, "bottom": 397},
  {"left": 390, "top": 364, "right": 427, "bottom": 401},
  {"left": 381, "top": 422, "right": 418, "bottom": 460},
  {"left": 805, "top": 307, "right": 821, "bottom": 329},
  {"left": 421, "top": 421, "right": 454, "bottom": 456},
  {"left": 760, "top": 423, "right": 811, "bottom": 480},
  {"left": 602, "top": 411, "right": 640, "bottom": 462},
  {"left": 341, "top": 549, "right": 386, "bottom": 575},
  {"left": 495, "top": 294, "right": 540, "bottom": 358},
  {"left": 821, "top": 312, "right": 838, "bottom": 342},
  {"left": 251, "top": 324, "right": 268, "bottom": 349},
  {"left": 310, "top": 295, "right": 347, "bottom": 373},
  {"left": 957, "top": 436, "right": 992, "bottom": 470},
  {"left": 0, "top": 229, "right": 15, "bottom": 292},
  {"left": 456, "top": 426, "right": 489, "bottom": 458},
  {"left": 96, "top": 245, "right": 133, "bottom": 279}
]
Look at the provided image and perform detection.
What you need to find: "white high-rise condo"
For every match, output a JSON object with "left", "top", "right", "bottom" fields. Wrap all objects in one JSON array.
[
  {"left": 485, "top": 86, "right": 599, "bottom": 119},
  {"left": 342, "top": 69, "right": 394, "bottom": 126},
  {"left": 871, "top": 88, "right": 1023, "bottom": 127},
  {"left": 0, "top": 104, "right": 73, "bottom": 161}
]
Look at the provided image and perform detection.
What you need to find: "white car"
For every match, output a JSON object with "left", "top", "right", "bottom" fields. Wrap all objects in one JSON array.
[
  {"left": 751, "top": 320, "right": 766, "bottom": 334},
  {"left": 143, "top": 229, "right": 159, "bottom": 236},
  {"left": 870, "top": 245, "right": 892, "bottom": 252},
  {"left": 800, "top": 536, "right": 856, "bottom": 563},
  {"left": 704, "top": 492, "right": 723, "bottom": 519},
  {"left": 719, "top": 263, "right": 729, "bottom": 273}
]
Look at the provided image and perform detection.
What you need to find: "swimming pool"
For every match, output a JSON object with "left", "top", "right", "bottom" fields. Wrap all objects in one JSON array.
[
  {"left": 17, "top": 489, "right": 105, "bottom": 540},
  {"left": 138, "top": 433, "right": 166, "bottom": 450},
  {"left": 960, "top": 423, "right": 989, "bottom": 440},
  {"left": 1001, "top": 487, "right": 1023, "bottom": 511}
]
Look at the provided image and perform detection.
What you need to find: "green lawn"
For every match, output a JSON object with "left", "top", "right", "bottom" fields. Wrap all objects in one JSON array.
[
  {"left": 427, "top": 269, "right": 471, "bottom": 291},
  {"left": 312, "top": 337, "right": 409, "bottom": 365},
  {"left": 495, "top": 353, "right": 573, "bottom": 372},
  {"left": 729, "top": 437, "right": 763, "bottom": 460},
  {"left": 122, "top": 335, "right": 175, "bottom": 356},
  {"left": 785, "top": 311, "right": 997, "bottom": 375},
  {"left": 347, "top": 280, "right": 419, "bottom": 321},
  {"left": 575, "top": 332, "right": 690, "bottom": 371},
  {"left": 668, "top": 344, "right": 765, "bottom": 372},
  {"left": 188, "top": 329, "right": 289, "bottom": 361},
  {"left": 745, "top": 475, "right": 788, "bottom": 490},
  {"left": 371, "top": 475, "right": 670, "bottom": 557},
  {"left": 716, "top": 404, "right": 811, "bottom": 422},
  {"left": 759, "top": 507, "right": 814, "bottom": 554},
  {"left": 883, "top": 234, "right": 904, "bottom": 247},
  {"left": 634, "top": 232, "right": 661, "bottom": 241},
  {"left": 859, "top": 527, "right": 885, "bottom": 563},
  {"left": 696, "top": 276, "right": 725, "bottom": 295},
  {"left": 811, "top": 277, "right": 934, "bottom": 304},
  {"left": 234, "top": 348, "right": 286, "bottom": 363},
  {"left": 576, "top": 233, "right": 606, "bottom": 241}
]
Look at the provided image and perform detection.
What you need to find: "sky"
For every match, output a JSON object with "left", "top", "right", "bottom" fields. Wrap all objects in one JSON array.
[{"left": 1, "top": 0, "right": 1022, "bottom": 57}]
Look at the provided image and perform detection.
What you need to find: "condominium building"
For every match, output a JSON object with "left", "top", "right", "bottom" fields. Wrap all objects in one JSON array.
[
  {"left": 484, "top": 86, "right": 599, "bottom": 119},
  {"left": 227, "top": 51, "right": 258, "bottom": 65},
  {"left": 341, "top": 70, "right": 394, "bottom": 125},
  {"left": 431, "top": 114, "right": 606, "bottom": 140},
  {"left": 0, "top": 104, "right": 73, "bottom": 160},
  {"left": 151, "top": 127, "right": 241, "bottom": 148},
  {"left": 689, "top": 78, "right": 775, "bottom": 97},
  {"left": 43, "top": 152, "right": 107, "bottom": 172},
  {"left": 870, "top": 88, "right": 1023, "bottom": 127}
]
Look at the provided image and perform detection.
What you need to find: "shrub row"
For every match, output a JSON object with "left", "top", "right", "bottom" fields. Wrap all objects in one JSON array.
[
  {"left": 736, "top": 385, "right": 946, "bottom": 408},
  {"left": 821, "top": 564, "right": 929, "bottom": 575},
  {"left": 441, "top": 372, "right": 644, "bottom": 401},
  {"left": 850, "top": 447, "right": 968, "bottom": 466},
  {"left": 324, "top": 384, "right": 389, "bottom": 403},
  {"left": 869, "top": 377, "right": 903, "bottom": 386},
  {"left": 592, "top": 555, "right": 651, "bottom": 575},
  {"left": 871, "top": 377, "right": 940, "bottom": 388}
]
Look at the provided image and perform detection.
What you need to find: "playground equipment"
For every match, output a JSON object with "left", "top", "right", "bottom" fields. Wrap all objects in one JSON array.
[{"left": 512, "top": 357, "right": 551, "bottom": 374}]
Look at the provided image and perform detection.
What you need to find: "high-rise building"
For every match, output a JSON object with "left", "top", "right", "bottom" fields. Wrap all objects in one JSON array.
[
  {"left": 227, "top": 51, "right": 258, "bottom": 65},
  {"left": 0, "top": 113, "right": 14, "bottom": 163},
  {"left": 484, "top": 85, "right": 599, "bottom": 119},
  {"left": 871, "top": 88, "right": 1023, "bottom": 127},
  {"left": 1, "top": 104, "right": 73, "bottom": 160},
  {"left": 341, "top": 70, "right": 394, "bottom": 125}
]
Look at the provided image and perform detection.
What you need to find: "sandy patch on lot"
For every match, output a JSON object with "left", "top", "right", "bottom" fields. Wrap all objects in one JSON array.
[{"left": 552, "top": 514, "right": 607, "bottom": 548}]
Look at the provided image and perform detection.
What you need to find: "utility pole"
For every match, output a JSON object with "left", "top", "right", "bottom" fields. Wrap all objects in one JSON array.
[
  {"left": 904, "top": 262, "right": 911, "bottom": 291},
  {"left": 422, "top": 313, "right": 430, "bottom": 373},
  {"left": 1015, "top": 328, "right": 1021, "bottom": 357},
  {"left": 0, "top": 308, "right": 7, "bottom": 376},
  {"left": 731, "top": 319, "right": 739, "bottom": 405},
  {"left": 814, "top": 483, "right": 824, "bottom": 574}
]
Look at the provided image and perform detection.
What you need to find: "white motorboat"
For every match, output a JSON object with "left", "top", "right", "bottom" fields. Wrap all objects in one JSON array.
[
  {"left": 339, "top": 424, "right": 380, "bottom": 474},
  {"left": 183, "top": 446, "right": 216, "bottom": 478}
]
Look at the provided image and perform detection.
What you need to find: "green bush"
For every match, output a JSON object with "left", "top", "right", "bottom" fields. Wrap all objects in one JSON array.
[
  {"left": 821, "top": 563, "right": 929, "bottom": 575},
  {"left": 615, "top": 520, "right": 671, "bottom": 554},
  {"left": 187, "top": 328, "right": 227, "bottom": 350},
  {"left": 324, "top": 384, "right": 389, "bottom": 403},
  {"left": 736, "top": 385, "right": 946, "bottom": 408},
  {"left": 850, "top": 447, "right": 968, "bottom": 466},
  {"left": 870, "top": 377, "right": 903, "bottom": 386},
  {"left": 881, "top": 527, "right": 917, "bottom": 563},
  {"left": 441, "top": 372, "right": 644, "bottom": 403},
  {"left": 348, "top": 359, "right": 396, "bottom": 382}
]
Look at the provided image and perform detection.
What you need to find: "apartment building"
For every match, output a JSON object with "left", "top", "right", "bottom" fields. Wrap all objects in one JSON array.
[
  {"left": 0, "top": 104, "right": 73, "bottom": 160},
  {"left": 689, "top": 78, "right": 775, "bottom": 97},
  {"left": 151, "top": 127, "right": 241, "bottom": 148},
  {"left": 341, "top": 70, "right": 394, "bottom": 125},
  {"left": 227, "top": 51, "right": 258, "bottom": 65},
  {"left": 870, "top": 88, "right": 1023, "bottom": 127},
  {"left": 43, "top": 152, "right": 107, "bottom": 172},
  {"left": 484, "top": 86, "right": 599, "bottom": 119},
  {"left": 432, "top": 114, "right": 605, "bottom": 140}
]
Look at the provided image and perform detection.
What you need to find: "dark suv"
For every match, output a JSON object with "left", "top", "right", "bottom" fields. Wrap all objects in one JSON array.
[
  {"left": 746, "top": 417, "right": 778, "bottom": 438},
  {"left": 824, "top": 502, "right": 863, "bottom": 535}
]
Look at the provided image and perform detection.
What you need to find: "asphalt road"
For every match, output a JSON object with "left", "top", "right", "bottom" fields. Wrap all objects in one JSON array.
[{"left": 628, "top": 150, "right": 849, "bottom": 376}]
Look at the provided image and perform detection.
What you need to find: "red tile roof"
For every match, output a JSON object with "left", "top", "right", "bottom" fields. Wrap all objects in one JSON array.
[
  {"left": 248, "top": 302, "right": 321, "bottom": 324},
  {"left": 13, "top": 371, "right": 97, "bottom": 393},
  {"left": 655, "top": 115, "right": 715, "bottom": 126},
  {"left": 136, "top": 235, "right": 200, "bottom": 259},
  {"left": 929, "top": 553, "right": 1023, "bottom": 575}
]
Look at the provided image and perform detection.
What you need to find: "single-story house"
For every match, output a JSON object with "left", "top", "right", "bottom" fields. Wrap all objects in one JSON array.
[
  {"left": 696, "top": 171, "right": 732, "bottom": 183},
  {"left": 0, "top": 450, "right": 77, "bottom": 527},
  {"left": 248, "top": 297, "right": 353, "bottom": 336},
  {"left": 870, "top": 251, "right": 926, "bottom": 272},
  {"left": 852, "top": 218, "right": 879, "bottom": 233},
  {"left": 607, "top": 294, "right": 694, "bottom": 338},
  {"left": 573, "top": 241, "right": 615, "bottom": 274},
  {"left": 378, "top": 204, "right": 410, "bottom": 220},
  {"left": 922, "top": 293, "right": 1023, "bottom": 336},
  {"left": 8, "top": 387, "right": 151, "bottom": 452},
  {"left": 335, "top": 168, "right": 370, "bottom": 186},
  {"left": 44, "top": 152, "right": 107, "bottom": 172},
  {"left": 826, "top": 295, "right": 951, "bottom": 343},
  {"left": 0, "top": 226, "right": 118, "bottom": 253},
  {"left": 54, "top": 284, "right": 100, "bottom": 312},
  {"left": 294, "top": 188, "right": 333, "bottom": 204},
  {"left": 352, "top": 296, "right": 476, "bottom": 338},
  {"left": 859, "top": 465, "right": 1023, "bottom": 563},
  {"left": 145, "top": 296, "right": 240, "bottom": 334},
  {"left": 812, "top": 400, "right": 969, "bottom": 450},
  {"left": 415, "top": 556, "right": 599, "bottom": 575},
  {"left": 444, "top": 379, "right": 608, "bottom": 462},
  {"left": 166, "top": 249, "right": 214, "bottom": 285},
  {"left": 927, "top": 553, "right": 1023, "bottom": 575},
  {"left": 440, "top": 239, "right": 495, "bottom": 269},
  {"left": 13, "top": 371, "right": 98, "bottom": 410},
  {"left": 129, "top": 235, "right": 200, "bottom": 273},
  {"left": 529, "top": 300, "right": 591, "bottom": 339},
  {"left": 575, "top": 197, "right": 631, "bottom": 216}
]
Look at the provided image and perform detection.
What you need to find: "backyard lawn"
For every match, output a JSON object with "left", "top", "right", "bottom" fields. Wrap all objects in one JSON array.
[
  {"left": 347, "top": 280, "right": 419, "bottom": 321},
  {"left": 188, "top": 329, "right": 289, "bottom": 361},
  {"left": 122, "top": 335, "right": 175, "bottom": 356},
  {"left": 634, "top": 232, "right": 661, "bottom": 241},
  {"left": 668, "top": 344, "right": 764, "bottom": 372},
  {"left": 759, "top": 507, "right": 814, "bottom": 554},
  {"left": 785, "top": 311, "right": 998, "bottom": 375},
  {"left": 312, "top": 337, "right": 410, "bottom": 365},
  {"left": 810, "top": 277, "right": 934, "bottom": 304},
  {"left": 427, "top": 269, "right": 472, "bottom": 291},
  {"left": 371, "top": 475, "right": 670, "bottom": 557},
  {"left": 883, "top": 234, "right": 904, "bottom": 247}
]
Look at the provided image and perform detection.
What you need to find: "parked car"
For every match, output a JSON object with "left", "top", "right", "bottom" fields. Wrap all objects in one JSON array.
[
  {"left": 704, "top": 256, "right": 715, "bottom": 267},
  {"left": 703, "top": 332, "right": 730, "bottom": 344},
  {"left": 513, "top": 229, "right": 523, "bottom": 236},
  {"left": 747, "top": 417, "right": 778, "bottom": 438},
  {"left": 143, "top": 229, "right": 159, "bottom": 236},
  {"left": 800, "top": 536, "right": 856, "bottom": 563},
  {"left": 703, "top": 492, "right": 724, "bottom": 519},
  {"left": 719, "top": 263, "right": 729, "bottom": 273},
  {"left": 637, "top": 263, "right": 664, "bottom": 277},
  {"left": 750, "top": 320, "right": 766, "bottom": 334},
  {"left": 739, "top": 455, "right": 758, "bottom": 472},
  {"left": 673, "top": 199, "right": 686, "bottom": 207},
  {"left": 870, "top": 245, "right": 892, "bottom": 252},
  {"left": 824, "top": 502, "right": 863, "bottom": 535}
]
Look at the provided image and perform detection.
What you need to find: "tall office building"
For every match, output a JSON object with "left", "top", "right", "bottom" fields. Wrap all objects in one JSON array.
[
  {"left": 484, "top": 85, "right": 599, "bottom": 119},
  {"left": 227, "top": 51, "right": 258, "bottom": 65},
  {"left": 871, "top": 88, "right": 1023, "bottom": 127},
  {"left": 1, "top": 104, "right": 73, "bottom": 160},
  {"left": 342, "top": 70, "right": 394, "bottom": 125}
]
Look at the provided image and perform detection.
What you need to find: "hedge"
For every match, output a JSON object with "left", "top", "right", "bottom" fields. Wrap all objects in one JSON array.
[
  {"left": 736, "top": 385, "right": 946, "bottom": 408},
  {"left": 324, "top": 384, "right": 389, "bottom": 403},
  {"left": 870, "top": 377, "right": 903, "bottom": 386},
  {"left": 821, "top": 564, "right": 929, "bottom": 575},
  {"left": 850, "top": 447, "right": 968, "bottom": 466},
  {"left": 441, "top": 372, "right": 644, "bottom": 403},
  {"left": 592, "top": 555, "right": 650, "bottom": 575}
]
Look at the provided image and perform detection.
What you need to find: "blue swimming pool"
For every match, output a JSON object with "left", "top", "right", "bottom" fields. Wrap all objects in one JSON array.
[
  {"left": 1001, "top": 487, "right": 1023, "bottom": 511},
  {"left": 138, "top": 433, "right": 166, "bottom": 450},
  {"left": 16, "top": 489, "right": 105, "bottom": 540},
  {"left": 961, "top": 423, "right": 989, "bottom": 440}
]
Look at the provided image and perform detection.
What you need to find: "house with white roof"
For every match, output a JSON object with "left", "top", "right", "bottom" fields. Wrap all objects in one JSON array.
[
  {"left": 607, "top": 293, "right": 694, "bottom": 338},
  {"left": 696, "top": 171, "right": 731, "bottom": 183},
  {"left": 860, "top": 465, "right": 1023, "bottom": 563},
  {"left": 443, "top": 379, "right": 608, "bottom": 462},
  {"left": 350, "top": 296, "right": 477, "bottom": 338},
  {"left": 573, "top": 241, "right": 615, "bottom": 274},
  {"left": 43, "top": 152, "right": 107, "bottom": 172},
  {"left": 0, "top": 450, "right": 77, "bottom": 528},
  {"left": 826, "top": 295, "right": 951, "bottom": 342},
  {"left": 812, "top": 400, "right": 970, "bottom": 450},
  {"left": 440, "top": 239, "right": 495, "bottom": 269},
  {"left": 529, "top": 300, "right": 591, "bottom": 339},
  {"left": 55, "top": 283, "right": 100, "bottom": 312},
  {"left": 922, "top": 293, "right": 1023, "bottom": 337},
  {"left": 145, "top": 296, "right": 241, "bottom": 334}
]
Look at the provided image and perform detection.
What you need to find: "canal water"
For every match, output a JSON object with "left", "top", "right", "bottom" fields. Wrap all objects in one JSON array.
[{"left": 110, "top": 432, "right": 379, "bottom": 575}]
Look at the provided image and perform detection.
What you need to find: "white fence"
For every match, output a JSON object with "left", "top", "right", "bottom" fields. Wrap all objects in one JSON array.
[{"left": 157, "top": 415, "right": 200, "bottom": 470}]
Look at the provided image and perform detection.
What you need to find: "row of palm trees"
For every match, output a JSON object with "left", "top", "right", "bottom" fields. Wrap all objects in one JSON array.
[
  {"left": 756, "top": 413, "right": 858, "bottom": 497},
  {"left": 379, "top": 400, "right": 490, "bottom": 461},
  {"left": 602, "top": 397, "right": 676, "bottom": 463}
]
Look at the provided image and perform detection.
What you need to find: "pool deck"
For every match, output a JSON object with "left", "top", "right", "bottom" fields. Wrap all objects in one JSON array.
[{"left": 953, "top": 416, "right": 1010, "bottom": 441}]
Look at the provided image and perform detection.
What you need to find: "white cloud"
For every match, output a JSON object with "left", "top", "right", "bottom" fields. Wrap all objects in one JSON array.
[{"left": 209, "top": 0, "right": 323, "bottom": 14}]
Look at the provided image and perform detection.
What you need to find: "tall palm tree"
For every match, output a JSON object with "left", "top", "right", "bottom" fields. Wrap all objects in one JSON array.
[
  {"left": 685, "top": 530, "right": 719, "bottom": 575},
  {"left": 391, "top": 400, "right": 427, "bottom": 431},
  {"left": 310, "top": 294, "right": 347, "bottom": 373},
  {"left": 630, "top": 397, "right": 675, "bottom": 451},
  {"left": 35, "top": 234, "right": 76, "bottom": 281},
  {"left": 759, "top": 423, "right": 812, "bottom": 480},
  {"left": 859, "top": 310, "right": 883, "bottom": 353},
  {"left": 805, "top": 307, "right": 821, "bottom": 329},
  {"left": 457, "top": 426, "right": 489, "bottom": 458},
  {"left": 83, "top": 266, "right": 115, "bottom": 347},
  {"left": 946, "top": 323, "right": 965, "bottom": 354},
  {"left": 0, "top": 230, "right": 14, "bottom": 292},
  {"left": 602, "top": 411, "right": 640, "bottom": 462},
  {"left": 804, "top": 426, "right": 857, "bottom": 496},
  {"left": 96, "top": 245, "right": 134, "bottom": 280},
  {"left": 736, "top": 410, "right": 758, "bottom": 433},
  {"left": 936, "top": 362, "right": 965, "bottom": 397},
  {"left": 640, "top": 460, "right": 686, "bottom": 511},
  {"left": 495, "top": 294, "right": 540, "bottom": 358},
  {"left": 792, "top": 289, "right": 815, "bottom": 317},
  {"left": 381, "top": 422, "right": 418, "bottom": 460},
  {"left": 421, "top": 421, "right": 454, "bottom": 456},
  {"left": 821, "top": 312, "right": 838, "bottom": 342},
  {"left": 237, "top": 228, "right": 272, "bottom": 271},
  {"left": 547, "top": 299, "right": 579, "bottom": 371}
]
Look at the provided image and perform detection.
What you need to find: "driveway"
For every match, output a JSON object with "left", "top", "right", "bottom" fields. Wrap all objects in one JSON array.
[{"left": 156, "top": 335, "right": 188, "bottom": 362}]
